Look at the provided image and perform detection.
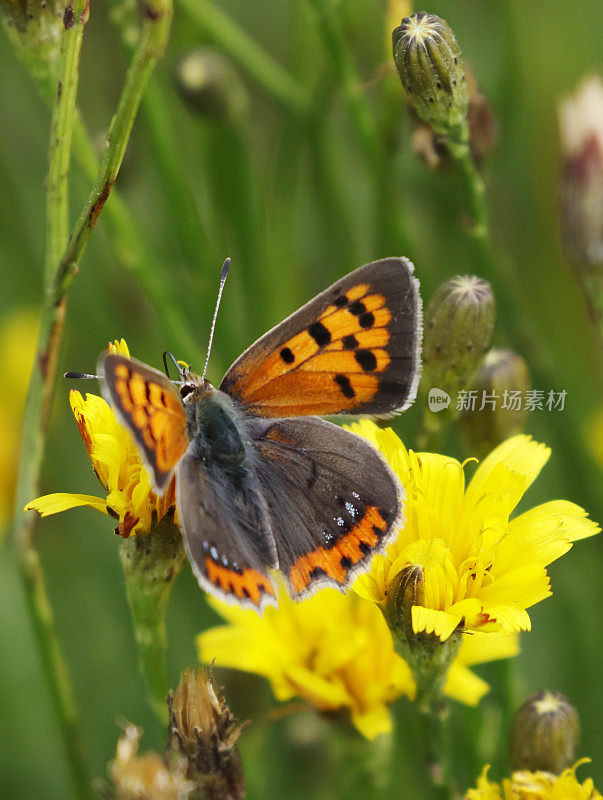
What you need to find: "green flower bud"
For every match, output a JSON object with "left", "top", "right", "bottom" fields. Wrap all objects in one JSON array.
[
  {"left": 392, "top": 12, "right": 469, "bottom": 136},
  {"left": 422, "top": 275, "right": 496, "bottom": 404},
  {"left": 174, "top": 49, "right": 248, "bottom": 124},
  {"left": 510, "top": 691, "right": 580, "bottom": 774},
  {"left": 462, "top": 349, "right": 530, "bottom": 457},
  {"left": 0, "top": 0, "right": 65, "bottom": 93},
  {"left": 385, "top": 565, "right": 462, "bottom": 712}
]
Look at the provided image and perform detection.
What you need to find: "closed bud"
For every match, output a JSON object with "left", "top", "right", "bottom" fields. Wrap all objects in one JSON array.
[
  {"left": 422, "top": 275, "right": 496, "bottom": 414},
  {"left": 462, "top": 349, "right": 529, "bottom": 456},
  {"left": 0, "top": 0, "right": 66, "bottom": 93},
  {"left": 558, "top": 74, "right": 603, "bottom": 267},
  {"left": 168, "top": 668, "right": 245, "bottom": 799},
  {"left": 392, "top": 12, "right": 469, "bottom": 136},
  {"left": 109, "top": 723, "right": 194, "bottom": 800},
  {"left": 174, "top": 49, "right": 248, "bottom": 124},
  {"left": 385, "top": 565, "right": 462, "bottom": 711},
  {"left": 510, "top": 691, "right": 580, "bottom": 774}
]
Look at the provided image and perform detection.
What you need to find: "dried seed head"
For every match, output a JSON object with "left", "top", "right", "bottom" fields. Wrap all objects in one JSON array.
[
  {"left": 174, "top": 49, "right": 248, "bottom": 124},
  {"left": 462, "top": 349, "right": 530, "bottom": 456},
  {"left": 510, "top": 691, "right": 580, "bottom": 774},
  {"left": 392, "top": 12, "right": 469, "bottom": 135},
  {"left": 168, "top": 668, "right": 245, "bottom": 799},
  {"left": 109, "top": 724, "right": 194, "bottom": 800}
]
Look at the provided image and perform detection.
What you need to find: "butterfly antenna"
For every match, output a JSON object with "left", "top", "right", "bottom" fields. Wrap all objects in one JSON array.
[
  {"left": 202, "top": 258, "right": 231, "bottom": 381},
  {"left": 64, "top": 371, "right": 98, "bottom": 380}
]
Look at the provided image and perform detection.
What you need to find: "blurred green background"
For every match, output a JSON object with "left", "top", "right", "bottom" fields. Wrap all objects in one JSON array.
[{"left": 0, "top": 1, "right": 601, "bottom": 798}]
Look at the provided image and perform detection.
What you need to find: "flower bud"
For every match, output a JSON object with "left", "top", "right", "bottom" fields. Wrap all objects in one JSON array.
[
  {"left": 510, "top": 691, "right": 580, "bottom": 774},
  {"left": 392, "top": 12, "right": 469, "bottom": 136},
  {"left": 384, "top": 565, "right": 462, "bottom": 711},
  {"left": 173, "top": 49, "right": 248, "bottom": 124},
  {"left": 168, "top": 668, "right": 245, "bottom": 799},
  {"left": 558, "top": 74, "right": 603, "bottom": 267},
  {"left": 109, "top": 723, "right": 194, "bottom": 800},
  {"left": 422, "top": 275, "right": 496, "bottom": 410},
  {"left": 461, "top": 349, "right": 529, "bottom": 457}
]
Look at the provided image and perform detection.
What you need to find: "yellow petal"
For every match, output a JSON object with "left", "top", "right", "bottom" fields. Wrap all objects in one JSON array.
[
  {"left": 285, "top": 664, "right": 351, "bottom": 709},
  {"left": 412, "top": 605, "right": 464, "bottom": 640},
  {"left": 351, "top": 703, "right": 393, "bottom": 740},
  {"left": 196, "top": 626, "right": 275, "bottom": 677},
  {"left": 25, "top": 492, "right": 108, "bottom": 517},
  {"left": 508, "top": 500, "right": 601, "bottom": 565},
  {"left": 444, "top": 663, "right": 490, "bottom": 706},
  {"left": 457, "top": 632, "right": 520, "bottom": 667},
  {"left": 465, "top": 435, "right": 550, "bottom": 514}
]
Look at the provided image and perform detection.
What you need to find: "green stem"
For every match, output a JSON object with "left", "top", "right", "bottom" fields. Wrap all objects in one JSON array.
[
  {"left": 418, "top": 700, "right": 458, "bottom": 800},
  {"left": 178, "top": 0, "right": 311, "bottom": 117},
  {"left": 14, "top": 3, "right": 174, "bottom": 793},
  {"left": 119, "top": 518, "right": 186, "bottom": 723},
  {"left": 55, "top": 0, "right": 174, "bottom": 300},
  {"left": 328, "top": 719, "right": 393, "bottom": 800},
  {"left": 14, "top": 5, "right": 92, "bottom": 800}
]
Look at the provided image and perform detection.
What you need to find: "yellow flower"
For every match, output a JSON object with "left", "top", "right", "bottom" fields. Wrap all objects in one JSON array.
[
  {"left": 350, "top": 422, "right": 600, "bottom": 641},
  {"left": 197, "top": 582, "right": 518, "bottom": 740},
  {"left": 465, "top": 761, "right": 601, "bottom": 800},
  {"left": 0, "top": 308, "right": 39, "bottom": 533},
  {"left": 25, "top": 340, "right": 176, "bottom": 537}
]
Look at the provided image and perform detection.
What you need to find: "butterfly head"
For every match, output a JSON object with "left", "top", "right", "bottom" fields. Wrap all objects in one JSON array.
[{"left": 163, "top": 350, "right": 213, "bottom": 402}]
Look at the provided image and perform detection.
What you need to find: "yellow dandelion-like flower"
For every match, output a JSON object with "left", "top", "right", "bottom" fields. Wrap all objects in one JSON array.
[
  {"left": 350, "top": 421, "right": 600, "bottom": 641},
  {"left": 25, "top": 340, "right": 176, "bottom": 537},
  {"left": 197, "top": 582, "right": 518, "bottom": 740},
  {"left": 465, "top": 760, "right": 601, "bottom": 800}
]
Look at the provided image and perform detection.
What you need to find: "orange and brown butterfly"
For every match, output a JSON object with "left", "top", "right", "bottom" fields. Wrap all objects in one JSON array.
[{"left": 98, "top": 257, "right": 422, "bottom": 611}]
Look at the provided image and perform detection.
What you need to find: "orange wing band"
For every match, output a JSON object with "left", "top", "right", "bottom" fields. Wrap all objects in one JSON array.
[
  {"left": 205, "top": 559, "right": 275, "bottom": 607},
  {"left": 289, "top": 506, "right": 388, "bottom": 593}
]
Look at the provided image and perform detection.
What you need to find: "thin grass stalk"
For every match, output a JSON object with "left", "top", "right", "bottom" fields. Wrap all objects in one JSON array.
[
  {"left": 13, "top": 2, "right": 174, "bottom": 794},
  {"left": 14, "top": 5, "right": 91, "bottom": 799}
]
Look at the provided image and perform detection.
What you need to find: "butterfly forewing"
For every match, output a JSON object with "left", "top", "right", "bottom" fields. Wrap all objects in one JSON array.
[
  {"left": 99, "top": 353, "right": 189, "bottom": 493},
  {"left": 248, "top": 416, "right": 404, "bottom": 597},
  {"left": 220, "top": 258, "right": 422, "bottom": 418}
]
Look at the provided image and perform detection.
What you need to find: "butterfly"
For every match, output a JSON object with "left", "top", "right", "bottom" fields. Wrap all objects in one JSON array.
[{"left": 97, "top": 257, "right": 422, "bottom": 612}]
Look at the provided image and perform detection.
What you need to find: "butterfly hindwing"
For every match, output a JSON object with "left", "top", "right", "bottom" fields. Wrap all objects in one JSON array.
[
  {"left": 175, "top": 446, "right": 278, "bottom": 611},
  {"left": 99, "top": 353, "right": 189, "bottom": 494},
  {"left": 248, "top": 415, "right": 404, "bottom": 597},
  {"left": 220, "top": 257, "right": 422, "bottom": 418}
]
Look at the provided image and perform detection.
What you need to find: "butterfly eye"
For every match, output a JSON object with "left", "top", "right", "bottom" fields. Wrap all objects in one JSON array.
[{"left": 180, "top": 384, "right": 196, "bottom": 400}]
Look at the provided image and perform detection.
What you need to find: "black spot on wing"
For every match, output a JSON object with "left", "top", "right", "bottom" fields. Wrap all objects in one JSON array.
[
  {"left": 280, "top": 346, "right": 295, "bottom": 364},
  {"left": 349, "top": 300, "right": 366, "bottom": 316},
  {"left": 308, "top": 321, "right": 332, "bottom": 347},
  {"left": 333, "top": 294, "right": 348, "bottom": 308},
  {"left": 355, "top": 349, "right": 377, "bottom": 371},
  {"left": 359, "top": 311, "right": 375, "bottom": 329},
  {"left": 334, "top": 374, "right": 355, "bottom": 399}
]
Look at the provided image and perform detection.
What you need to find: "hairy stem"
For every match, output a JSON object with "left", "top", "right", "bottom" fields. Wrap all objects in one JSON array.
[
  {"left": 14, "top": 2, "right": 174, "bottom": 794},
  {"left": 15, "top": 5, "right": 91, "bottom": 799}
]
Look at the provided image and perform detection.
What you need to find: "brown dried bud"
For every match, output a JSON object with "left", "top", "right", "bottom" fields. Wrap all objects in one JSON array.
[
  {"left": 510, "top": 691, "right": 580, "bottom": 774},
  {"left": 168, "top": 668, "right": 245, "bottom": 800}
]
